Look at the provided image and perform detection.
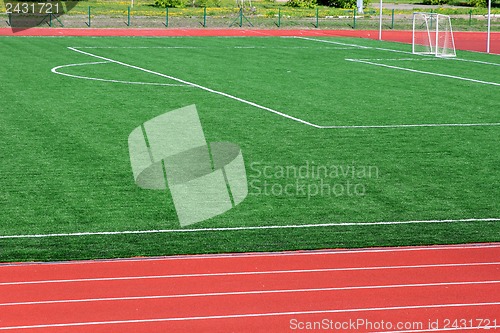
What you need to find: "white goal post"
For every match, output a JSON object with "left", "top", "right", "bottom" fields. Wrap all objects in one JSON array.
[{"left": 412, "top": 12, "right": 456, "bottom": 58}]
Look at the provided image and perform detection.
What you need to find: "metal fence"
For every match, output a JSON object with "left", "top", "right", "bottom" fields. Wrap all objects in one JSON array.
[{"left": 0, "top": 6, "right": 498, "bottom": 31}]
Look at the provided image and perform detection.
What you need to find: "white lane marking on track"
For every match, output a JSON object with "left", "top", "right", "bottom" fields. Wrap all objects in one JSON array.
[
  {"left": 0, "top": 302, "right": 498, "bottom": 330},
  {"left": 1, "top": 280, "right": 498, "bottom": 307},
  {"left": 1, "top": 262, "right": 498, "bottom": 286}
]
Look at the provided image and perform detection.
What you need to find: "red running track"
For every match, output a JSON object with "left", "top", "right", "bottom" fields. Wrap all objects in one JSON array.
[
  {"left": 0, "top": 28, "right": 498, "bottom": 54},
  {"left": 0, "top": 244, "right": 499, "bottom": 332}
]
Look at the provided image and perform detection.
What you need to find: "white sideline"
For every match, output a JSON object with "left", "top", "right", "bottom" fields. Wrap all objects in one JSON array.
[
  {"left": 74, "top": 46, "right": 358, "bottom": 50},
  {"left": 1, "top": 218, "right": 499, "bottom": 239},
  {"left": 1, "top": 262, "right": 498, "bottom": 286},
  {"left": 58, "top": 47, "right": 500, "bottom": 129},
  {"left": 1, "top": 280, "right": 498, "bottom": 307},
  {"left": 0, "top": 302, "right": 498, "bottom": 330}
]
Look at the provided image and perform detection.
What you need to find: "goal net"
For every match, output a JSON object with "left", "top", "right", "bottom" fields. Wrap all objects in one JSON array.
[{"left": 412, "top": 13, "right": 456, "bottom": 57}]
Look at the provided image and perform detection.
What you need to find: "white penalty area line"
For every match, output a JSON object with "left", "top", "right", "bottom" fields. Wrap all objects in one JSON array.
[
  {"left": 60, "top": 47, "right": 500, "bottom": 129},
  {"left": 2, "top": 262, "right": 498, "bottom": 286},
  {"left": 0, "top": 302, "right": 498, "bottom": 330},
  {"left": 1, "top": 280, "right": 499, "bottom": 307},
  {"left": 1, "top": 218, "right": 499, "bottom": 239},
  {"left": 66, "top": 47, "right": 320, "bottom": 129}
]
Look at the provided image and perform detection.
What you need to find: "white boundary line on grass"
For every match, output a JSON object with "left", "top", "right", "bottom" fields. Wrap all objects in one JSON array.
[
  {"left": 74, "top": 46, "right": 358, "bottom": 50},
  {"left": 0, "top": 302, "right": 498, "bottom": 330},
  {"left": 51, "top": 62, "right": 188, "bottom": 87},
  {"left": 59, "top": 46, "right": 500, "bottom": 129},
  {"left": 1, "top": 218, "right": 499, "bottom": 239},
  {"left": 66, "top": 47, "right": 321, "bottom": 128},
  {"left": 295, "top": 37, "right": 500, "bottom": 86},
  {"left": 1, "top": 280, "right": 498, "bottom": 306},
  {"left": 346, "top": 58, "right": 500, "bottom": 87},
  {"left": 294, "top": 36, "right": 500, "bottom": 66}
]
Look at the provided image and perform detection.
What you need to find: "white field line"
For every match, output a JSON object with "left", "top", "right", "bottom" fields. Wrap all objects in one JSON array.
[
  {"left": 51, "top": 62, "right": 188, "bottom": 87},
  {"left": 321, "top": 122, "right": 500, "bottom": 129},
  {"left": 0, "top": 302, "right": 498, "bottom": 330},
  {"left": 452, "top": 57, "right": 500, "bottom": 66},
  {"left": 346, "top": 58, "right": 500, "bottom": 87},
  {"left": 294, "top": 36, "right": 411, "bottom": 54},
  {"left": 351, "top": 58, "right": 439, "bottom": 61},
  {"left": 74, "top": 46, "right": 357, "bottom": 50},
  {"left": 294, "top": 36, "right": 500, "bottom": 66},
  {"left": 61, "top": 47, "right": 500, "bottom": 129},
  {"left": 1, "top": 262, "right": 498, "bottom": 286},
  {"left": 1, "top": 218, "right": 499, "bottom": 240},
  {"left": 1, "top": 280, "right": 498, "bottom": 307},
  {"left": 350, "top": 58, "right": 500, "bottom": 67},
  {"left": 67, "top": 47, "right": 320, "bottom": 128},
  {"left": 1, "top": 243, "right": 498, "bottom": 267}
]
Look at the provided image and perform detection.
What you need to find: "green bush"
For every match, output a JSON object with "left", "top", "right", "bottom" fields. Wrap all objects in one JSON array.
[
  {"left": 154, "top": 0, "right": 185, "bottom": 8},
  {"left": 317, "top": 0, "right": 368, "bottom": 9},
  {"left": 422, "top": 0, "right": 450, "bottom": 5},
  {"left": 286, "top": 0, "right": 317, "bottom": 8},
  {"left": 468, "top": 0, "right": 492, "bottom": 7}
]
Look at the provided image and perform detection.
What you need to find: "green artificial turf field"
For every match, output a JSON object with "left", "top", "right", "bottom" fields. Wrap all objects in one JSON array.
[{"left": 0, "top": 36, "right": 499, "bottom": 261}]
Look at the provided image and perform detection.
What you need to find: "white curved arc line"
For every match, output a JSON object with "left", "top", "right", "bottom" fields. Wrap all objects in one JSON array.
[{"left": 51, "top": 62, "right": 188, "bottom": 87}]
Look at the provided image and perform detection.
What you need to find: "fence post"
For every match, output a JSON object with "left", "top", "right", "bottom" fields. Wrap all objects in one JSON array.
[
  {"left": 7, "top": 13, "right": 11, "bottom": 26},
  {"left": 127, "top": 6, "right": 131, "bottom": 26},
  {"left": 165, "top": 7, "right": 169, "bottom": 27},
  {"left": 203, "top": 7, "right": 207, "bottom": 27},
  {"left": 315, "top": 7, "right": 319, "bottom": 28},
  {"left": 391, "top": 8, "right": 394, "bottom": 29},
  {"left": 278, "top": 7, "right": 281, "bottom": 27},
  {"left": 353, "top": 8, "right": 356, "bottom": 29},
  {"left": 469, "top": 10, "right": 472, "bottom": 26},
  {"left": 87, "top": 6, "right": 91, "bottom": 27}
]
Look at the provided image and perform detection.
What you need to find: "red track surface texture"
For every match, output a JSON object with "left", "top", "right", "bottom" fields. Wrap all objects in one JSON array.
[
  {"left": 0, "top": 244, "right": 499, "bottom": 332},
  {"left": 0, "top": 28, "right": 499, "bottom": 54}
]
